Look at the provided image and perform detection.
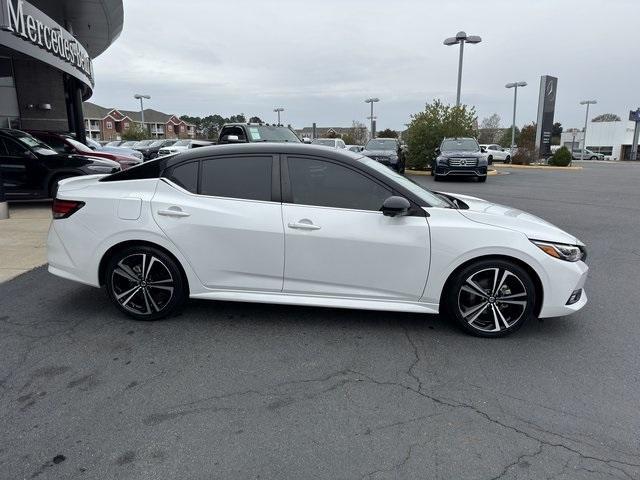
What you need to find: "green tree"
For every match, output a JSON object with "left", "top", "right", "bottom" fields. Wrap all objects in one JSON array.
[
  {"left": 121, "top": 123, "right": 148, "bottom": 141},
  {"left": 550, "top": 146, "right": 572, "bottom": 166},
  {"left": 376, "top": 128, "right": 398, "bottom": 138},
  {"left": 404, "top": 100, "right": 477, "bottom": 170},
  {"left": 511, "top": 123, "right": 537, "bottom": 164},
  {"left": 551, "top": 122, "right": 563, "bottom": 145},
  {"left": 498, "top": 126, "right": 520, "bottom": 148},
  {"left": 592, "top": 113, "right": 621, "bottom": 122}
]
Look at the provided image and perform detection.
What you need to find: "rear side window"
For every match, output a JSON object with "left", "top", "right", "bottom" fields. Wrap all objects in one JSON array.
[
  {"left": 201, "top": 156, "right": 272, "bottom": 201},
  {"left": 167, "top": 161, "right": 198, "bottom": 193},
  {"left": 287, "top": 156, "right": 391, "bottom": 211}
]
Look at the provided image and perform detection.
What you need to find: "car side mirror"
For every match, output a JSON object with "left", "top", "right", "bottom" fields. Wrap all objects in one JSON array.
[
  {"left": 381, "top": 196, "right": 410, "bottom": 217},
  {"left": 480, "top": 147, "right": 486, "bottom": 153},
  {"left": 435, "top": 147, "right": 440, "bottom": 155}
]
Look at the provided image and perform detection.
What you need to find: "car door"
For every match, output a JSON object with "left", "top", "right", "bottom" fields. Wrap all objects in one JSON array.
[
  {"left": 152, "top": 154, "right": 285, "bottom": 292},
  {"left": 281, "top": 154, "right": 430, "bottom": 301},
  {"left": 0, "top": 137, "right": 42, "bottom": 196}
]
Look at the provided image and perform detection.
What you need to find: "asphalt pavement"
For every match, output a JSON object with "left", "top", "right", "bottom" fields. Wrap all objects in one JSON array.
[{"left": 1, "top": 162, "right": 639, "bottom": 479}]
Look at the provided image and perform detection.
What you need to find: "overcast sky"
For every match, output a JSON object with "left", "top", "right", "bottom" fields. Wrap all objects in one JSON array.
[{"left": 91, "top": 0, "right": 639, "bottom": 131}]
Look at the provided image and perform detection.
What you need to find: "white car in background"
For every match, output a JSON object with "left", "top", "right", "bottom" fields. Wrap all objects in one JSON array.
[
  {"left": 480, "top": 144, "right": 512, "bottom": 164},
  {"left": 157, "top": 139, "right": 213, "bottom": 156},
  {"left": 47, "top": 143, "right": 588, "bottom": 338},
  {"left": 312, "top": 138, "right": 346, "bottom": 149}
]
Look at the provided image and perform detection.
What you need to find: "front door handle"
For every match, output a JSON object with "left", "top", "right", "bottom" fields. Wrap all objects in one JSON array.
[
  {"left": 288, "top": 219, "right": 321, "bottom": 230},
  {"left": 158, "top": 207, "right": 190, "bottom": 218}
]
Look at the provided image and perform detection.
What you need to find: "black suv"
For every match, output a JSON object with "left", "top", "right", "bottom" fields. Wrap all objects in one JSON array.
[
  {"left": 217, "top": 123, "right": 301, "bottom": 144},
  {"left": 0, "top": 129, "right": 120, "bottom": 199},
  {"left": 432, "top": 137, "right": 488, "bottom": 182},
  {"left": 136, "top": 139, "right": 177, "bottom": 160},
  {"left": 361, "top": 138, "right": 407, "bottom": 173}
]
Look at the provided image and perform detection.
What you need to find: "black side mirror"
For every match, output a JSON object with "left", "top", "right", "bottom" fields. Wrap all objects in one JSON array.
[
  {"left": 435, "top": 147, "right": 441, "bottom": 155},
  {"left": 381, "top": 196, "right": 410, "bottom": 217}
]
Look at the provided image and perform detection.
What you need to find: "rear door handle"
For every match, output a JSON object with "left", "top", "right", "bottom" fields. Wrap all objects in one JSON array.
[
  {"left": 288, "top": 220, "right": 321, "bottom": 230},
  {"left": 158, "top": 207, "right": 190, "bottom": 218}
]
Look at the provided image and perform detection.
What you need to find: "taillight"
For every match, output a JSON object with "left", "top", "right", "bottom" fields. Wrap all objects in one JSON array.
[{"left": 52, "top": 199, "right": 85, "bottom": 219}]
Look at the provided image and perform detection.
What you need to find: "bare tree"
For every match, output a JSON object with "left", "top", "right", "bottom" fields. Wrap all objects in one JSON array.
[
  {"left": 592, "top": 113, "right": 621, "bottom": 122},
  {"left": 478, "top": 113, "right": 501, "bottom": 143}
]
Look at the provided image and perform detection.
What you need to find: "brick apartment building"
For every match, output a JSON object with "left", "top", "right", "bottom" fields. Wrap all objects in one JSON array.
[{"left": 82, "top": 102, "right": 195, "bottom": 140}]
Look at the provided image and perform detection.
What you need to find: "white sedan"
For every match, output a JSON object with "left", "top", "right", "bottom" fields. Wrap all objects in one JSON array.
[
  {"left": 47, "top": 144, "right": 588, "bottom": 337},
  {"left": 480, "top": 144, "right": 512, "bottom": 163}
]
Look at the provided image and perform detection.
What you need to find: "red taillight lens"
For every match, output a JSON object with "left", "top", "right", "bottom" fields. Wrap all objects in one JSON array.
[{"left": 52, "top": 199, "right": 85, "bottom": 219}]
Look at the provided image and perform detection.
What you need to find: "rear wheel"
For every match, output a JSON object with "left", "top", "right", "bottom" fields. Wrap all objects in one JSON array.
[
  {"left": 105, "top": 245, "right": 188, "bottom": 321},
  {"left": 505, "top": 155, "right": 511, "bottom": 163},
  {"left": 444, "top": 259, "right": 536, "bottom": 337}
]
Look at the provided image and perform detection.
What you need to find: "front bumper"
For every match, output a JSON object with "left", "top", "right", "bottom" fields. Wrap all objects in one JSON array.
[
  {"left": 538, "top": 259, "right": 589, "bottom": 318},
  {"left": 435, "top": 164, "right": 487, "bottom": 176}
]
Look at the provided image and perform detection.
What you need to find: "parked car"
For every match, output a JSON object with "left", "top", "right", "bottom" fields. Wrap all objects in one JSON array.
[
  {"left": 47, "top": 143, "right": 588, "bottom": 337},
  {"left": 218, "top": 123, "right": 301, "bottom": 144},
  {"left": 27, "top": 131, "right": 142, "bottom": 171},
  {"left": 0, "top": 128, "right": 119, "bottom": 199},
  {"left": 347, "top": 145, "right": 363, "bottom": 153},
  {"left": 572, "top": 149, "right": 604, "bottom": 160},
  {"left": 135, "top": 139, "right": 178, "bottom": 160},
  {"left": 480, "top": 144, "right": 512, "bottom": 164},
  {"left": 119, "top": 140, "right": 139, "bottom": 148},
  {"left": 85, "top": 137, "right": 144, "bottom": 161},
  {"left": 433, "top": 137, "right": 488, "bottom": 182},
  {"left": 105, "top": 140, "right": 124, "bottom": 147},
  {"left": 312, "top": 138, "right": 346, "bottom": 149},
  {"left": 157, "top": 139, "right": 214, "bottom": 156},
  {"left": 361, "top": 138, "right": 406, "bottom": 173}
]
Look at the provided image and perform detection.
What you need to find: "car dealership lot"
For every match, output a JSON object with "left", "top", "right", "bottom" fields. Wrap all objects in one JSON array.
[{"left": 1, "top": 163, "right": 639, "bottom": 479}]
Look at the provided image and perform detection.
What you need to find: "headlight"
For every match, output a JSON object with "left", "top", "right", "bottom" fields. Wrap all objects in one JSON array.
[
  {"left": 436, "top": 156, "right": 446, "bottom": 164},
  {"left": 531, "top": 240, "right": 585, "bottom": 262},
  {"left": 87, "top": 165, "right": 116, "bottom": 173}
]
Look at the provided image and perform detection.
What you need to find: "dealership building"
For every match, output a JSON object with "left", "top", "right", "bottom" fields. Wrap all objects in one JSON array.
[
  {"left": 560, "top": 118, "right": 639, "bottom": 160},
  {"left": 0, "top": 0, "right": 123, "bottom": 142}
]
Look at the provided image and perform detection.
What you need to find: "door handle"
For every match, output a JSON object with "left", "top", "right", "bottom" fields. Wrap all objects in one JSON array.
[
  {"left": 288, "top": 221, "right": 321, "bottom": 231},
  {"left": 158, "top": 207, "right": 190, "bottom": 218}
]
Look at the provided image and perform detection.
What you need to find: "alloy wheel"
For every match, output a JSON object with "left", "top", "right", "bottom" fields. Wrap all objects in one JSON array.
[
  {"left": 110, "top": 253, "right": 175, "bottom": 316},
  {"left": 457, "top": 267, "right": 528, "bottom": 333}
]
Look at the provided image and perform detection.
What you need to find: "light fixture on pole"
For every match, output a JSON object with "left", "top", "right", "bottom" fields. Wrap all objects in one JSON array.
[
  {"left": 365, "top": 97, "right": 379, "bottom": 139},
  {"left": 274, "top": 107, "right": 284, "bottom": 125},
  {"left": 579, "top": 100, "right": 597, "bottom": 161},
  {"left": 444, "top": 31, "right": 482, "bottom": 106},
  {"left": 505, "top": 81, "right": 527, "bottom": 156},
  {"left": 134, "top": 94, "right": 151, "bottom": 131}
]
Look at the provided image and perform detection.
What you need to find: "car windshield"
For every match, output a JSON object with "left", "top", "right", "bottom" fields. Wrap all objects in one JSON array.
[
  {"left": 15, "top": 133, "right": 57, "bottom": 155},
  {"left": 134, "top": 140, "right": 153, "bottom": 147},
  {"left": 173, "top": 140, "right": 191, "bottom": 147},
  {"left": 313, "top": 139, "right": 336, "bottom": 146},
  {"left": 149, "top": 140, "right": 165, "bottom": 147},
  {"left": 441, "top": 138, "right": 480, "bottom": 152},
  {"left": 365, "top": 139, "right": 397, "bottom": 151},
  {"left": 247, "top": 125, "right": 300, "bottom": 143},
  {"left": 106, "top": 141, "right": 121, "bottom": 146},
  {"left": 66, "top": 137, "right": 93, "bottom": 153},
  {"left": 358, "top": 157, "right": 451, "bottom": 208}
]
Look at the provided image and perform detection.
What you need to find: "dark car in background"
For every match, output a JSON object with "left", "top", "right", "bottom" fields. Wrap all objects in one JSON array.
[
  {"left": 27, "top": 131, "right": 142, "bottom": 170},
  {"left": 135, "top": 139, "right": 178, "bottom": 160},
  {"left": 0, "top": 129, "right": 119, "bottom": 199},
  {"left": 361, "top": 138, "right": 406, "bottom": 173},
  {"left": 217, "top": 123, "right": 301, "bottom": 144},
  {"left": 432, "top": 137, "right": 488, "bottom": 182}
]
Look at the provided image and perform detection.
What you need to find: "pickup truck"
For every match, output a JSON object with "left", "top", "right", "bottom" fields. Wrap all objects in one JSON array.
[{"left": 217, "top": 123, "right": 301, "bottom": 144}]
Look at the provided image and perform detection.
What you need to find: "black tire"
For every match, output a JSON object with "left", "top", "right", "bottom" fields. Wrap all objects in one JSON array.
[
  {"left": 505, "top": 155, "right": 511, "bottom": 164},
  {"left": 444, "top": 259, "right": 536, "bottom": 337},
  {"left": 104, "top": 245, "right": 188, "bottom": 321},
  {"left": 434, "top": 174, "right": 442, "bottom": 181},
  {"left": 590, "top": 156, "right": 597, "bottom": 160},
  {"left": 477, "top": 176, "right": 487, "bottom": 183},
  {"left": 49, "top": 174, "right": 75, "bottom": 198},
  {"left": 487, "top": 155, "right": 493, "bottom": 165}
]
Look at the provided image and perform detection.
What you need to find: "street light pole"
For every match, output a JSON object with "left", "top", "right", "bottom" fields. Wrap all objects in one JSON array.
[
  {"left": 505, "top": 81, "right": 527, "bottom": 156},
  {"left": 365, "top": 97, "right": 379, "bottom": 139},
  {"left": 580, "top": 100, "right": 597, "bottom": 161},
  {"left": 134, "top": 94, "right": 151, "bottom": 134},
  {"left": 274, "top": 107, "right": 284, "bottom": 125},
  {"left": 444, "top": 32, "right": 482, "bottom": 106}
]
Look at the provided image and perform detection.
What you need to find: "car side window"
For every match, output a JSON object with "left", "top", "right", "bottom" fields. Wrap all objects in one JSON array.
[
  {"left": 201, "top": 156, "right": 272, "bottom": 201},
  {"left": 287, "top": 156, "right": 392, "bottom": 211},
  {"left": 40, "top": 135, "right": 66, "bottom": 154},
  {"left": 3, "top": 138, "right": 27, "bottom": 156},
  {"left": 167, "top": 161, "right": 198, "bottom": 193}
]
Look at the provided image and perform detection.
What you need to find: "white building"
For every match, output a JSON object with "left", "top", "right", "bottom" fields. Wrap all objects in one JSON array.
[{"left": 560, "top": 120, "right": 638, "bottom": 160}]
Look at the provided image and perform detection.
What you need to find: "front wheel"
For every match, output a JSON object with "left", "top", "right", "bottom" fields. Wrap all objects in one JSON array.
[
  {"left": 477, "top": 175, "right": 487, "bottom": 183},
  {"left": 444, "top": 259, "right": 536, "bottom": 337},
  {"left": 590, "top": 156, "right": 598, "bottom": 160},
  {"left": 505, "top": 155, "right": 511, "bottom": 164},
  {"left": 105, "top": 245, "right": 188, "bottom": 321}
]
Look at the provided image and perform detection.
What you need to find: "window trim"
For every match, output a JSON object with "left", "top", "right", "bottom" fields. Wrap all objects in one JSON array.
[{"left": 281, "top": 154, "right": 425, "bottom": 216}]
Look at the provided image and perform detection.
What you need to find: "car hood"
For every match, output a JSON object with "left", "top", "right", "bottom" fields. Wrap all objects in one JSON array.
[
  {"left": 441, "top": 192, "right": 582, "bottom": 245},
  {"left": 440, "top": 150, "right": 483, "bottom": 158},
  {"left": 362, "top": 149, "right": 397, "bottom": 157}
]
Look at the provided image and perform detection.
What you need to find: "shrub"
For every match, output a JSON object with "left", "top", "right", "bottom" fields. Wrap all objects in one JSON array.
[
  {"left": 552, "top": 146, "right": 572, "bottom": 166},
  {"left": 511, "top": 123, "right": 537, "bottom": 164}
]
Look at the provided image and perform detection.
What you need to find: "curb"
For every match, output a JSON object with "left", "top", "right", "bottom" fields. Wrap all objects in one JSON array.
[{"left": 493, "top": 164, "right": 582, "bottom": 171}]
